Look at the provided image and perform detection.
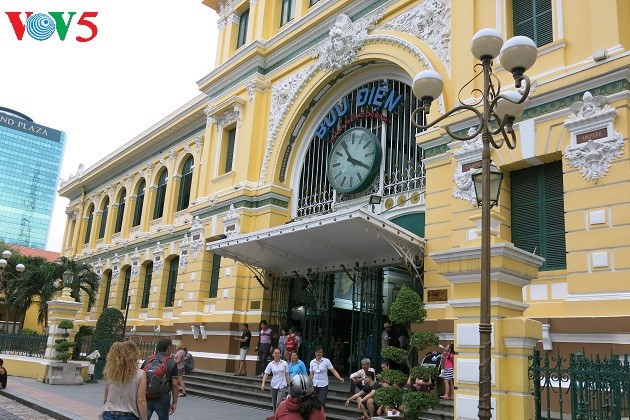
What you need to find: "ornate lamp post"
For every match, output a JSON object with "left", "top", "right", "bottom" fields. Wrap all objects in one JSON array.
[
  {"left": 411, "top": 28, "right": 537, "bottom": 420},
  {"left": 0, "top": 250, "right": 26, "bottom": 332}
]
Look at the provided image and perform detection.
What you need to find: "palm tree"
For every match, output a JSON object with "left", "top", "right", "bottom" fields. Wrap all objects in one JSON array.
[
  {"left": 53, "top": 256, "right": 100, "bottom": 311},
  {"left": 7, "top": 256, "right": 100, "bottom": 330},
  {"left": 6, "top": 256, "right": 58, "bottom": 327}
]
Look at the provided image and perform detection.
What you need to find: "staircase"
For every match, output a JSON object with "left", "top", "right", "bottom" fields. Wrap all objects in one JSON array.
[{"left": 184, "top": 370, "right": 454, "bottom": 420}]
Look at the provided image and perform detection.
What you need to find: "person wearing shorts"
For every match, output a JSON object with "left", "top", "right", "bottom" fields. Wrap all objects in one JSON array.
[{"left": 233, "top": 323, "right": 251, "bottom": 376}]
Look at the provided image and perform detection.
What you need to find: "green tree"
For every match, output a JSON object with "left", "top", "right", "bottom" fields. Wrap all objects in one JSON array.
[
  {"left": 376, "top": 285, "right": 441, "bottom": 419},
  {"left": 0, "top": 243, "right": 28, "bottom": 331},
  {"left": 6, "top": 256, "right": 58, "bottom": 327},
  {"left": 90, "top": 307, "right": 124, "bottom": 359},
  {"left": 53, "top": 256, "right": 100, "bottom": 311}
]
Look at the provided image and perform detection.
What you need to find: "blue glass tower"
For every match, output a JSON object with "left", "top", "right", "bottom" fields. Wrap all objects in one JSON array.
[{"left": 0, "top": 108, "right": 65, "bottom": 249}]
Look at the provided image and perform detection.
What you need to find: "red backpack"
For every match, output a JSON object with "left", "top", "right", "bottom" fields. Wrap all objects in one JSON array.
[
  {"left": 285, "top": 334, "right": 296, "bottom": 351},
  {"left": 143, "top": 354, "right": 172, "bottom": 399}
]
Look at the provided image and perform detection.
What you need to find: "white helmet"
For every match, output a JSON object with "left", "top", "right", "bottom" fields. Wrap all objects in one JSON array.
[{"left": 290, "top": 374, "right": 314, "bottom": 399}]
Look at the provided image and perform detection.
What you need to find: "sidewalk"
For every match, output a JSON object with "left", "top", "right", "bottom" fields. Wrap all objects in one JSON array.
[{"left": 1, "top": 376, "right": 273, "bottom": 420}]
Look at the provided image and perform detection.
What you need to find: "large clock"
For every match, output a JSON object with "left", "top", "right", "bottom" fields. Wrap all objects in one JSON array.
[{"left": 326, "top": 127, "right": 382, "bottom": 194}]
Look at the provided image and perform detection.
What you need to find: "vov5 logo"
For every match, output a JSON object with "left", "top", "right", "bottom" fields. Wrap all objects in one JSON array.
[{"left": 5, "top": 12, "right": 98, "bottom": 42}]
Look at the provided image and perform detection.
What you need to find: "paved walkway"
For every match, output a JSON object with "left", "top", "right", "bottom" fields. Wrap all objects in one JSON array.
[{"left": 0, "top": 376, "right": 273, "bottom": 420}]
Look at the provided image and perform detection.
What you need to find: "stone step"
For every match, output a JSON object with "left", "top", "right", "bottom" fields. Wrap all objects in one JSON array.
[{"left": 184, "top": 370, "right": 454, "bottom": 420}]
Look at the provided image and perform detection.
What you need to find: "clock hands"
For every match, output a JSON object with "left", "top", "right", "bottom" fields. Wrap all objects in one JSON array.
[
  {"left": 341, "top": 139, "right": 371, "bottom": 170},
  {"left": 348, "top": 156, "right": 371, "bottom": 170}
]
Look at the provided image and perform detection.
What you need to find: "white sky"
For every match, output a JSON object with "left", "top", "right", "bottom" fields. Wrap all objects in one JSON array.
[{"left": 1, "top": 1, "right": 219, "bottom": 251}]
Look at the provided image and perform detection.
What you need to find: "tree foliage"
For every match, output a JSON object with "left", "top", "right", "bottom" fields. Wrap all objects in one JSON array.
[
  {"left": 5, "top": 254, "right": 100, "bottom": 329},
  {"left": 53, "top": 256, "right": 100, "bottom": 311},
  {"left": 376, "top": 285, "right": 441, "bottom": 419},
  {"left": 90, "top": 308, "right": 124, "bottom": 359}
]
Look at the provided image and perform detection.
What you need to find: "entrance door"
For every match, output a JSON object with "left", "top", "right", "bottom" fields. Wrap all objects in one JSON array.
[
  {"left": 349, "top": 267, "right": 383, "bottom": 374},
  {"left": 301, "top": 271, "right": 335, "bottom": 361}
]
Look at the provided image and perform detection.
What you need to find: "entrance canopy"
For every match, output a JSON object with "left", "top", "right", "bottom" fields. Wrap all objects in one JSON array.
[{"left": 206, "top": 207, "right": 425, "bottom": 276}]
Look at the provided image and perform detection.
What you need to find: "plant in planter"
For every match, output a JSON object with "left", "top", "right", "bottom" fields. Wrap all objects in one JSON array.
[
  {"left": 55, "top": 320, "right": 76, "bottom": 363},
  {"left": 375, "top": 285, "right": 441, "bottom": 419}
]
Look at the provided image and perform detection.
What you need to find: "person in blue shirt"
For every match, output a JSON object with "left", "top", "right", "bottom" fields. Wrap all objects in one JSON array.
[{"left": 287, "top": 351, "right": 307, "bottom": 378}]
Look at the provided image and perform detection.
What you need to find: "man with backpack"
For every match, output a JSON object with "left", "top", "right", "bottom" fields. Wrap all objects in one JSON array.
[{"left": 141, "top": 338, "right": 179, "bottom": 419}]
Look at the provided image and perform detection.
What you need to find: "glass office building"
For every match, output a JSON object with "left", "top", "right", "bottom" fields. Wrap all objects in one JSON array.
[{"left": 0, "top": 108, "right": 65, "bottom": 249}]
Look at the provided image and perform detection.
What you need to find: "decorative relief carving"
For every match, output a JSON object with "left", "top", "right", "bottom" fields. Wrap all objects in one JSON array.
[
  {"left": 380, "top": 0, "right": 451, "bottom": 70},
  {"left": 223, "top": 204, "right": 241, "bottom": 238},
  {"left": 452, "top": 128, "right": 482, "bottom": 204},
  {"left": 564, "top": 92, "right": 624, "bottom": 183},
  {"left": 189, "top": 216, "right": 205, "bottom": 259},
  {"left": 179, "top": 235, "right": 189, "bottom": 271},
  {"left": 131, "top": 247, "right": 140, "bottom": 278},
  {"left": 112, "top": 253, "right": 120, "bottom": 279},
  {"left": 94, "top": 258, "right": 103, "bottom": 276},
  {"left": 212, "top": 107, "right": 242, "bottom": 133},
  {"left": 247, "top": 77, "right": 271, "bottom": 102},
  {"left": 311, "top": 13, "right": 381, "bottom": 73},
  {"left": 153, "top": 242, "right": 165, "bottom": 272}
]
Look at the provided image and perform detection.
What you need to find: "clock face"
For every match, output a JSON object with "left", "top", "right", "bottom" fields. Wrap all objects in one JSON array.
[{"left": 326, "top": 127, "right": 382, "bottom": 194}]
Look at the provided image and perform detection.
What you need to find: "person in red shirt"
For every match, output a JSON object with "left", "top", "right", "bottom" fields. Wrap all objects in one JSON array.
[{"left": 271, "top": 374, "right": 325, "bottom": 420}]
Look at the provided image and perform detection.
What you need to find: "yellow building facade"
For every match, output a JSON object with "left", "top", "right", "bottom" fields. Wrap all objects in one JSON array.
[{"left": 59, "top": 1, "right": 629, "bottom": 418}]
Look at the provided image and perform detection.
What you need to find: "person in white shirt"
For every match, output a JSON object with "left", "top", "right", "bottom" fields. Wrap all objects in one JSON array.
[
  {"left": 349, "top": 358, "right": 375, "bottom": 394},
  {"left": 309, "top": 346, "right": 344, "bottom": 408},
  {"left": 260, "top": 348, "right": 290, "bottom": 414}
]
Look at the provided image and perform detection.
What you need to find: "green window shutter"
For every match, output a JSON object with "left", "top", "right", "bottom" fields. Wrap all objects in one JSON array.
[
  {"left": 165, "top": 257, "right": 179, "bottom": 307},
  {"left": 224, "top": 129, "right": 236, "bottom": 173},
  {"left": 511, "top": 161, "right": 566, "bottom": 271},
  {"left": 210, "top": 254, "right": 221, "bottom": 298},
  {"left": 103, "top": 271, "right": 112, "bottom": 309},
  {"left": 542, "top": 162, "right": 566, "bottom": 269},
  {"left": 236, "top": 9, "right": 249, "bottom": 48},
  {"left": 513, "top": 0, "right": 552, "bottom": 47},
  {"left": 141, "top": 262, "right": 153, "bottom": 309},
  {"left": 121, "top": 268, "right": 131, "bottom": 310}
]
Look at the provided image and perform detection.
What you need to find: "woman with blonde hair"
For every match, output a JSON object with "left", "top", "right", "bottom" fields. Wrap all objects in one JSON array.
[
  {"left": 174, "top": 343, "right": 187, "bottom": 397},
  {"left": 101, "top": 341, "right": 147, "bottom": 420}
]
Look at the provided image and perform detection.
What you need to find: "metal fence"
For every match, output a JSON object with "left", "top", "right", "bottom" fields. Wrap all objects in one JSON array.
[
  {"left": 0, "top": 332, "right": 48, "bottom": 358},
  {"left": 529, "top": 349, "right": 630, "bottom": 420}
]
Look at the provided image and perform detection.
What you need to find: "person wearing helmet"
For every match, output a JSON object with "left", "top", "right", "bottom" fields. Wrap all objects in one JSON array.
[{"left": 271, "top": 374, "right": 325, "bottom": 420}]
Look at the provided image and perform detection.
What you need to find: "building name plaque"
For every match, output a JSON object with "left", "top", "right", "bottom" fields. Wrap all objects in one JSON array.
[{"left": 576, "top": 128, "right": 607, "bottom": 144}]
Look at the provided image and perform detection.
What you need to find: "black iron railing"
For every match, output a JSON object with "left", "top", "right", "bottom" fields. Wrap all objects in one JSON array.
[
  {"left": 529, "top": 349, "right": 630, "bottom": 420},
  {"left": 0, "top": 332, "right": 48, "bottom": 357}
]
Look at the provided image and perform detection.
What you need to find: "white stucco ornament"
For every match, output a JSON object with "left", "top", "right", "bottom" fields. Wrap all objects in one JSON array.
[
  {"left": 179, "top": 235, "right": 189, "bottom": 271},
  {"left": 380, "top": 0, "right": 451, "bottom": 70},
  {"left": 131, "top": 247, "right": 140, "bottom": 278},
  {"left": 313, "top": 14, "right": 374, "bottom": 73},
  {"left": 452, "top": 127, "right": 482, "bottom": 204},
  {"left": 564, "top": 92, "right": 624, "bottom": 183},
  {"left": 153, "top": 242, "right": 165, "bottom": 272}
]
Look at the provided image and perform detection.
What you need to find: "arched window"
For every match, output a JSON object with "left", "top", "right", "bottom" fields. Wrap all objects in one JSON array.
[
  {"left": 165, "top": 257, "right": 179, "bottom": 307},
  {"left": 141, "top": 262, "right": 153, "bottom": 309},
  {"left": 177, "top": 157, "right": 194, "bottom": 211},
  {"left": 121, "top": 267, "right": 131, "bottom": 310},
  {"left": 84, "top": 205, "right": 94, "bottom": 244},
  {"left": 153, "top": 170, "right": 168, "bottom": 220},
  {"left": 98, "top": 198, "right": 109, "bottom": 239},
  {"left": 132, "top": 180, "right": 146, "bottom": 227},
  {"left": 114, "top": 189, "right": 126, "bottom": 233}
]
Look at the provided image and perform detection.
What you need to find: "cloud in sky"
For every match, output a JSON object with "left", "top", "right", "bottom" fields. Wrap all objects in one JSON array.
[{"left": 0, "top": 1, "right": 218, "bottom": 251}]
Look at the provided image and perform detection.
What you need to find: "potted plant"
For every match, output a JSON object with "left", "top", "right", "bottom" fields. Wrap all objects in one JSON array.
[
  {"left": 375, "top": 285, "right": 441, "bottom": 419},
  {"left": 54, "top": 320, "right": 76, "bottom": 363}
]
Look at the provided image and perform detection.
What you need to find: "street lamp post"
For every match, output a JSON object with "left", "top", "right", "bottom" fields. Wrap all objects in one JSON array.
[
  {"left": 411, "top": 29, "right": 537, "bottom": 420},
  {"left": 0, "top": 250, "right": 26, "bottom": 332}
]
